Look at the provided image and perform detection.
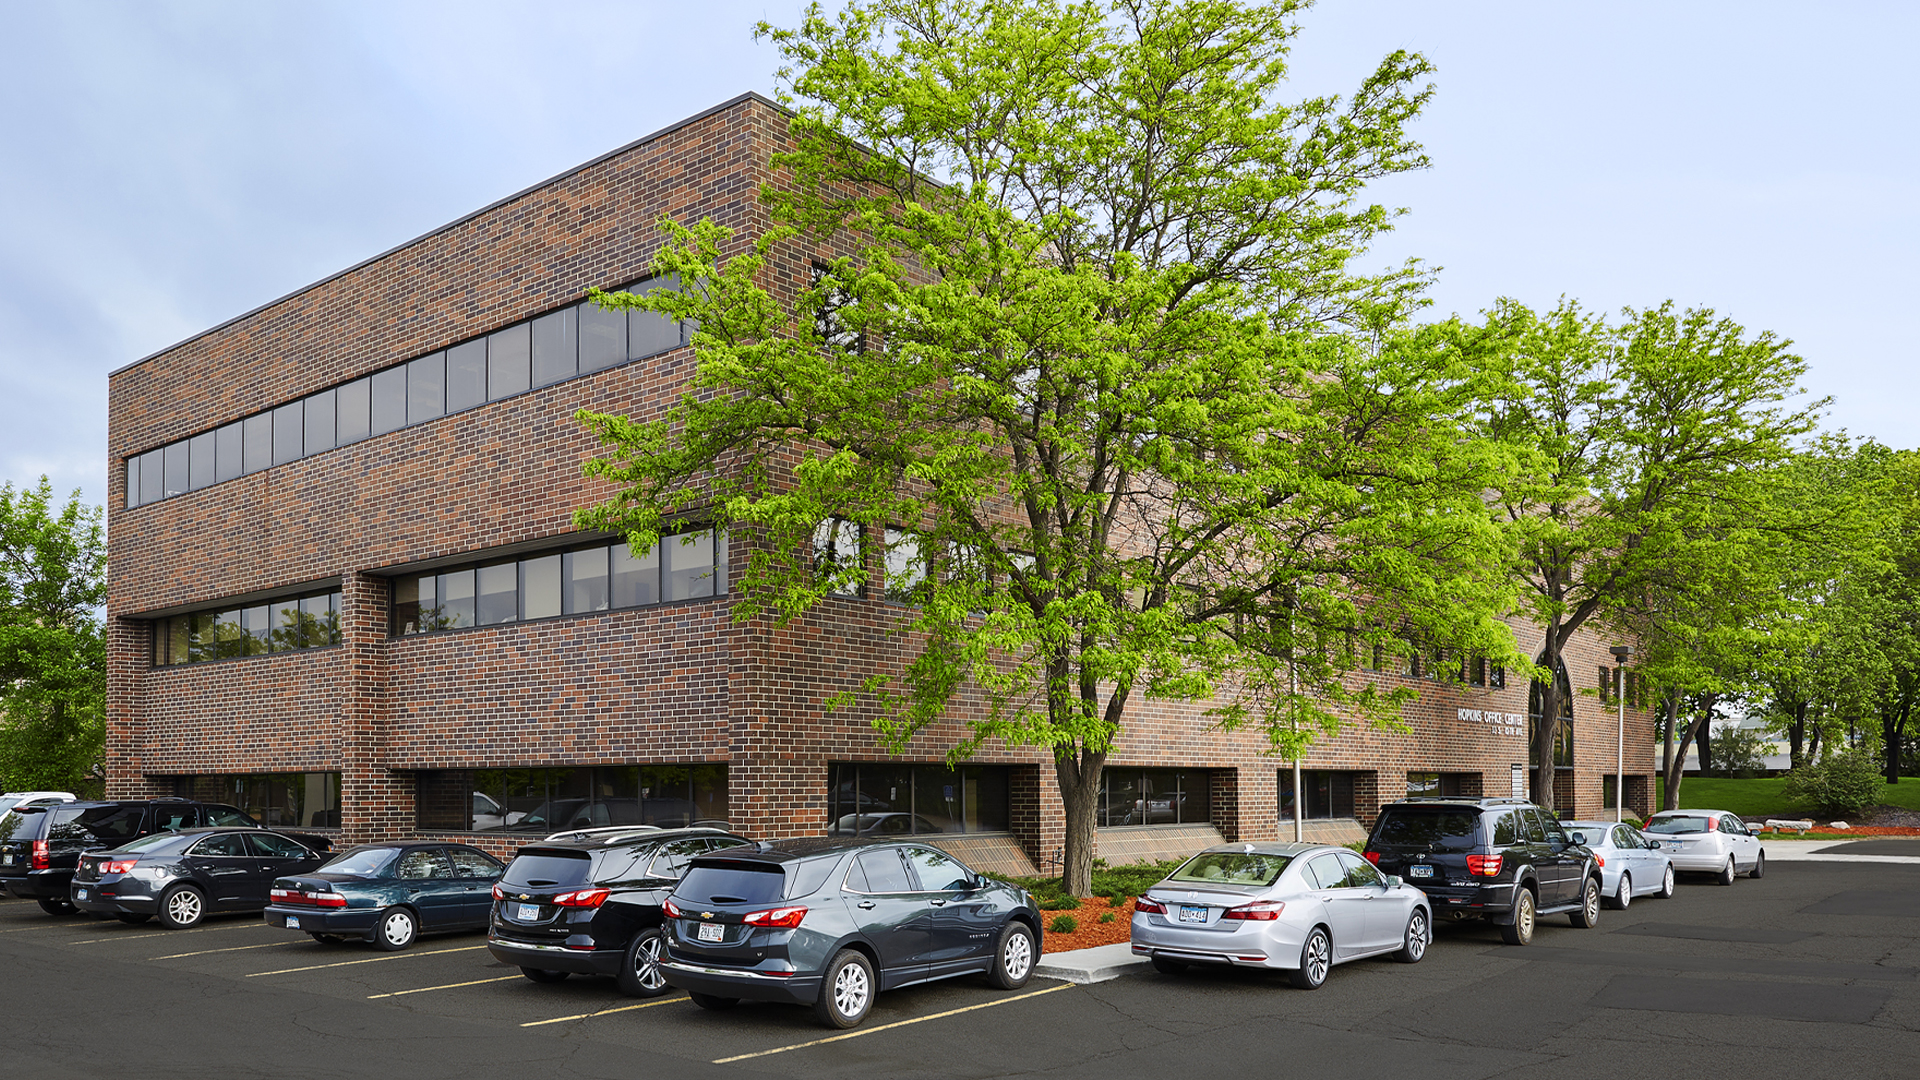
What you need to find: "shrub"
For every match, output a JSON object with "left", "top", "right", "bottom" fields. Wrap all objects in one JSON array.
[
  {"left": 1711, "top": 723, "right": 1778, "bottom": 776},
  {"left": 1783, "top": 752, "right": 1884, "bottom": 816},
  {"left": 1049, "top": 914, "right": 1079, "bottom": 934},
  {"left": 1098, "top": 911, "right": 1116, "bottom": 924},
  {"left": 1038, "top": 895, "right": 1082, "bottom": 911}
]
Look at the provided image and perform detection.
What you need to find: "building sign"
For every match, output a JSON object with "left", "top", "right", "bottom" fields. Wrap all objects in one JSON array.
[{"left": 1457, "top": 707, "right": 1526, "bottom": 738}]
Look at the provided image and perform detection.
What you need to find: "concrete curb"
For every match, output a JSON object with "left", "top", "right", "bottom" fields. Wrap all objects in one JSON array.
[{"left": 1035, "top": 942, "right": 1149, "bottom": 985}]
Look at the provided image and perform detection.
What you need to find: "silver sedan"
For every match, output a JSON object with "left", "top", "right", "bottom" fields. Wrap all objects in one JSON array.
[
  {"left": 1564, "top": 820, "right": 1675, "bottom": 909},
  {"left": 1130, "top": 842, "right": 1431, "bottom": 990},
  {"left": 1644, "top": 809, "right": 1766, "bottom": 884}
]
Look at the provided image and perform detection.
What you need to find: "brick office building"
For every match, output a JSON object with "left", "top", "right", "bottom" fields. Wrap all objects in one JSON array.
[{"left": 103, "top": 94, "right": 1655, "bottom": 875}]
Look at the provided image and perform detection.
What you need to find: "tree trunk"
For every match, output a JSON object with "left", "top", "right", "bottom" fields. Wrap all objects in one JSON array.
[
  {"left": 1659, "top": 695, "right": 1679, "bottom": 810},
  {"left": 1053, "top": 747, "right": 1105, "bottom": 896},
  {"left": 1695, "top": 703, "right": 1714, "bottom": 777},
  {"left": 1531, "top": 622, "right": 1564, "bottom": 809},
  {"left": 1788, "top": 700, "right": 1806, "bottom": 770}
]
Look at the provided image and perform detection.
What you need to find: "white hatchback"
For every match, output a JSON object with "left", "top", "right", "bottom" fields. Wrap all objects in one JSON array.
[{"left": 1643, "top": 810, "right": 1765, "bottom": 884}]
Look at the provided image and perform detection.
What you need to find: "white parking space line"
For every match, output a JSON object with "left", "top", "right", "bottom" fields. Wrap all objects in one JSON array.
[
  {"left": 0, "top": 923, "right": 74, "bottom": 934},
  {"left": 72, "top": 923, "right": 281, "bottom": 944},
  {"left": 367, "top": 975, "right": 521, "bottom": 999},
  {"left": 710, "top": 984, "right": 1074, "bottom": 1064},
  {"left": 519, "top": 995, "right": 688, "bottom": 1027},
  {"left": 151, "top": 940, "right": 302, "bottom": 960},
  {"left": 246, "top": 945, "right": 487, "bottom": 977}
]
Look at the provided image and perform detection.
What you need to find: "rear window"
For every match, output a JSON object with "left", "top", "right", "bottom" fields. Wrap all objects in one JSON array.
[
  {"left": 317, "top": 847, "right": 401, "bottom": 877},
  {"left": 1168, "top": 852, "right": 1293, "bottom": 886},
  {"left": 503, "top": 851, "right": 594, "bottom": 889},
  {"left": 1646, "top": 816, "right": 1711, "bottom": 835},
  {"left": 1373, "top": 809, "right": 1482, "bottom": 851},
  {"left": 50, "top": 805, "right": 145, "bottom": 845},
  {"left": 120, "top": 833, "right": 195, "bottom": 854},
  {"left": 0, "top": 808, "right": 48, "bottom": 842},
  {"left": 676, "top": 861, "right": 788, "bottom": 905}
]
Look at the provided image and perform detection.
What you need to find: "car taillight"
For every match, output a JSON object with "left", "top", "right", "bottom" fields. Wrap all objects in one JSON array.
[
  {"left": 30, "top": 841, "right": 49, "bottom": 870},
  {"left": 102, "top": 859, "right": 138, "bottom": 875},
  {"left": 1707, "top": 817, "right": 1718, "bottom": 831},
  {"left": 1221, "top": 901, "right": 1285, "bottom": 921},
  {"left": 1592, "top": 855, "right": 1604, "bottom": 868},
  {"left": 1362, "top": 850, "right": 1380, "bottom": 865},
  {"left": 1466, "top": 853, "right": 1503, "bottom": 877},
  {"left": 552, "top": 888, "right": 611, "bottom": 908},
  {"left": 270, "top": 887, "right": 346, "bottom": 908},
  {"left": 663, "top": 898, "right": 683, "bottom": 919},
  {"left": 742, "top": 905, "right": 808, "bottom": 929},
  {"left": 1133, "top": 897, "right": 1167, "bottom": 915},
  {"left": 491, "top": 884, "right": 506, "bottom": 901}
]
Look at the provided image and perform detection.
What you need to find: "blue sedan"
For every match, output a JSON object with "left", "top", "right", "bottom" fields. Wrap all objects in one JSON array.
[
  {"left": 265, "top": 843, "right": 503, "bottom": 950},
  {"left": 1564, "top": 820, "right": 1675, "bottom": 909}
]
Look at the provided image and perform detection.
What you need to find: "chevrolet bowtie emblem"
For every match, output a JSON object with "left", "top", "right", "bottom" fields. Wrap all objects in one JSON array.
[
  {"left": 518, "top": 894, "right": 530, "bottom": 901},
  {"left": 701, "top": 911, "right": 714, "bottom": 919}
]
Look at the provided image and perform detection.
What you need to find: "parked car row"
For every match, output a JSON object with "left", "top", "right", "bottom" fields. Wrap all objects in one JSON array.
[{"left": 1, "top": 793, "right": 1765, "bottom": 1028}]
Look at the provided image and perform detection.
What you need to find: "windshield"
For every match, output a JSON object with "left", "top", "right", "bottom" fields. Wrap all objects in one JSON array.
[
  {"left": 1645, "top": 816, "right": 1711, "bottom": 835},
  {"left": 676, "top": 862, "right": 787, "bottom": 905},
  {"left": 1373, "top": 809, "right": 1482, "bottom": 851},
  {"left": 317, "top": 847, "right": 400, "bottom": 877},
  {"left": 120, "top": 833, "right": 196, "bottom": 854},
  {"left": 1167, "top": 852, "right": 1292, "bottom": 887}
]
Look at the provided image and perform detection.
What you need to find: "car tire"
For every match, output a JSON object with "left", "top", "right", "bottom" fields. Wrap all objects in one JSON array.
[
  {"left": 986, "top": 921, "right": 1036, "bottom": 990},
  {"left": 1717, "top": 857, "right": 1736, "bottom": 886},
  {"left": 373, "top": 907, "right": 417, "bottom": 951},
  {"left": 1394, "top": 908, "right": 1429, "bottom": 964},
  {"left": 1499, "top": 888, "right": 1536, "bottom": 946},
  {"left": 1150, "top": 956, "right": 1188, "bottom": 975},
  {"left": 1611, "top": 873, "right": 1632, "bottom": 910},
  {"left": 689, "top": 991, "right": 739, "bottom": 1010},
  {"left": 309, "top": 933, "right": 345, "bottom": 944},
  {"left": 1569, "top": 877, "right": 1601, "bottom": 928},
  {"left": 1288, "top": 927, "right": 1332, "bottom": 989},
  {"left": 1749, "top": 851, "right": 1765, "bottom": 879},
  {"left": 520, "top": 967, "right": 569, "bottom": 983},
  {"left": 814, "top": 948, "right": 876, "bottom": 1029},
  {"left": 36, "top": 897, "right": 77, "bottom": 916},
  {"left": 1657, "top": 863, "right": 1676, "bottom": 899},
  {"left": 118, "top": 913, "right": 153, "bottom": 925},
  {"left": 159, "top": 886, "right": 205, "bottom": 929},
  {"left": 615, "top": 927, "right": 671, "bottom": 997}
]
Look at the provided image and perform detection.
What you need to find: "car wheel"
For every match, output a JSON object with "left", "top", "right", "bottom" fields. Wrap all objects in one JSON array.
[
  {"left": 814, "top": 948, "right": 876, "bottom": 1029},
  {"left": 118, "top": 913, "right": 153, "bottom": 925},
  {"left": 1611, "top": 873, "right": 1632, "bottom": 910},
  {"left": 36, "top": 897, "right": 78, "bottom": 916},
  {"left": 520, "top": 967, "right": 569, "bottom": 983},
  {"left": 1749, "top": 851, "right": 1765, "bottom": 879},
  {"left": 309, "top": 933, "right": 345, "bottom": 944},
  {"left": 159, "top": 886, "right": 205, "bottom": 929},
  {"left": 1288, "top": 927, "right": 1331, "bottom": 989},
  {"left": 1570, "top": 877, "right": 1601, "bottom": 928},
  {"left": 1394, "top": 908, "right": 1429, "bottom": 964},
  {"left": 615, "top": 927, "right": 670, "bottom": 997},
  {"left": 1717, "top": 857, "right": 1736, "bottom": 886},
  {"left": 1658, "top": 862, "right": 1676, "bottom": 899},
  {"left": 689, "top": 991, "right": 739, "bottom": 1010},
  {"left": 1150, "top": 956, "right": 1188, "bottom": 975},
  {"left": 373, "top": 907, "right": 417, "bottom": 951},
  {"left": 987, "top": 921, "right": 1036, "bottom": 990},
  {"left": 1499, "top": 888, "right": 1536, "bottom": 946}
]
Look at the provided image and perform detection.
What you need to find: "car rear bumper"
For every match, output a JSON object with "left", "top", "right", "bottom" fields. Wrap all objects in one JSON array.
[
  {"left": 659, "top": 957, "right": 821, "bottom": 1004},
  {"left": 71, "top": 882, "right": 158, "bottom": 916},
  {"left": 0, "top": 871, "right": 71, "bottom": 900},
  {"left": 487, "top": 935, "right": 624, "bottom": 976},
  {"left": 1130, "top": 914, "right": 1299, "bottom": 969},
  {"left": 264, "top": 904, "right": 379, "bottom": 935}
]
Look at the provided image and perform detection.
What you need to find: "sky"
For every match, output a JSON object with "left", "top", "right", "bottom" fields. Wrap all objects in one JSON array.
[{"left": 2, "top": 1, "right": 1914, "bottom": 513}]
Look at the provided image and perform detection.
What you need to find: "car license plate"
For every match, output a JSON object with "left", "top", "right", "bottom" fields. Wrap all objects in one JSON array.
[
  {"left": 2, "top": 854, "right": 11, "bottom": 866},
  {"left": 1408, "top": 865, "right": 1434, "bottom": 878},
  {"left": 75, "top": 888, "right": 88, "bottom": 901},
  {"left": 517, "top": 903, "right": 540, "bottom": 922},
  {"left": 697, "top": 921, "right": 726, "bottom": 942},
  {"left": 1667, "top": 842, "right": 1681, "bottom": 851},
  {"left": 1178, "top": 905, "right": 1208, "bottom": 924},
  {"left": 284, "top": 915, "right": 300, "bottom": 929}
]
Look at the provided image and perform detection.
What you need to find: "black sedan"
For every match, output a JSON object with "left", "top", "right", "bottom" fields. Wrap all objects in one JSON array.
[
  {"left": 70, "top": 827, "right": 328, "bottom": 927},
  {"left": 265, "top": 843, "right": 504, "bottom": 950}
]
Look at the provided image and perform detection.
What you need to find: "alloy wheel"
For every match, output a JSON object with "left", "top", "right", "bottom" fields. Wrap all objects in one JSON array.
[
  {"left": 1616, "top": 873, "right": 1632, "bottom": 910},
  {"left": 633, "top": 933, "right": 666, "bottom": 992},
  {"left": 164, "top": 888, "right": 203, "bottom": 928},
  {"left": 1002, "top": 927, "right": 1034, "bottom": 982},
  {"left": 833, "top": 958, "right": 871, "bottom": 1018}
]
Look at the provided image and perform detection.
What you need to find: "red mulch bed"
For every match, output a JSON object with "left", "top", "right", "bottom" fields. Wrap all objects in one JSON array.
[
  {"left": 1760, "top": 826, "right": 1920, "bottom": 837},
  {"left": 1039, "top": 896, "right": 1136, "bottom": 954}
]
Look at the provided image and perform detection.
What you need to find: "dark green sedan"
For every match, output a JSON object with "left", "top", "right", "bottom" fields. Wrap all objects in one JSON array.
[{"left": 265, "top": 842, "right": 503, "bottom": 949}]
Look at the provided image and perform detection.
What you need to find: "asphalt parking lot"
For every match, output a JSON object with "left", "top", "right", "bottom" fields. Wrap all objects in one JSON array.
[{"left": 4, "top": 858, "right": 1918, "bottom": 1079}]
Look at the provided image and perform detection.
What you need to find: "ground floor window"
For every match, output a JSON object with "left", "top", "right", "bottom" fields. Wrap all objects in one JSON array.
[
  {"left": 828, "top": 763, "right": 1010, "bottom": 836},
  {"left": 1278, "top": 769, "right": 1358, "bottom": 820},
  {"left": 1099, "top": 768, "right": 1211, "bottom": 827},
  {"left": 1406, "top": 771, "right": 1478, "bottom": 797},
  {"left": 414, "top": 765, "right": 727, "bottom": 834},
  {"left": 170, "top": 773, "right": 341, "bottom": 828}
]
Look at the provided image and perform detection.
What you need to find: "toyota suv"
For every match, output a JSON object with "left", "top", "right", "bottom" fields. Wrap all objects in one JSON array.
[{"left": 1362, "top": 796, "right": 1602, "bottom": 945}]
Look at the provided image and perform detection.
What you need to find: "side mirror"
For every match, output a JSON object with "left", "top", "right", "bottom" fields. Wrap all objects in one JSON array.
[
  {"left": 1570, "top": 832, "right": 1587, "bottom": 846},
  {"left": 1384, "top": 875, "right": 1403, "bottom": 889}
]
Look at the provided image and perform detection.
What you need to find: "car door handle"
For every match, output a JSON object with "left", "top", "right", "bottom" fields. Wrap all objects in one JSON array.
[
  {"left": 857, "top": 900, "right": 876, "bottom": 909},
  {"left": 929, "top": 899, "right": 946, "bottom": 907}
]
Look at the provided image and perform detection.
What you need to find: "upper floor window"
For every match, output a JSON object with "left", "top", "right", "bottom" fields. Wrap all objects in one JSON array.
[{"left": 151, "top": 588, "right": 341, "bottom": 666}]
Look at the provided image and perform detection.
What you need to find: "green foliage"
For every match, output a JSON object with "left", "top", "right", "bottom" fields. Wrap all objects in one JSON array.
[
  {"left": 1708, "top": 723, "right": 1777, "bottom": 776},
  {"left": 1098, "top": 911, "right": 1116, "bottom": 924},
  {"left": 1048, "top": 914, "right": 1079, "bottom": 935},
  {"left": 1011, "top": 859, "right": 1182, "bottom": 904},
  {"left": 0, "top": 478, "right": 105, "bottom": 794},
  {"left": 1038, "top": 895, "right": 1083, "bottom": 911},
  {"left": 1783, "top": 753, "right": 1887, "bottom": 817}
]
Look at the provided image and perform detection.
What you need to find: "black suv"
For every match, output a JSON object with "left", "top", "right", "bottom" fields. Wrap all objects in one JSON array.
[
  {"left": 1363, "top": 797, "right": 1602, "bottom": 945},
  {"left": 488, "top": 827, "right": 751, "bottom": 995},
  {"left": 0, "top": 799, "right": 332, "bottom": 915}
]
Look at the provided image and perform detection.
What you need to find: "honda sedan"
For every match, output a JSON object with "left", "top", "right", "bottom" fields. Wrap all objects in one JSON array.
[
  {"left": 1564, "top": 820, "right": 1675, "bottom": 908},
  {"left": 1644, "top": 810, "right": 1765, "bottom": 885},
  {"left": 266, "top": 843, "right": 504, "bottom": 949}
]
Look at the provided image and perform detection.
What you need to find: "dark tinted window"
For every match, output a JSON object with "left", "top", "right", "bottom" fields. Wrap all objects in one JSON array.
[
  {"left": 1490, "top": 812, "right": 1518, "bottom": 846},
  {"left": 676, "top": 862, "right": 787, "bottom": 905},
  {"left": 1521, "top": 809, "right": 1548, "bottom": 844},
  {"left": 904, "top": 846, "right": 970, "bottom": 891},
  {"left": 447, "top": 847, "right": 502, "bottom": 878},
  {"left": 854, "top": 849, "right": 913, "bottom": 893},
  {"left": 1337, "top": 851, "right": 1383, "bottom": 888},
  {"left": 396, "top": 849, "right": 450, "bottom": 880},
  {"left": 646, "top": 838, "right": 713, "bottom": 880},
  {"left": 121, "top": 832, "right": 195, "bottom": 854},
  {"left": 192, "top": 833, "right": 251, "bottom": 857},
  {"left": 0, "top": 808, "right": 48, "bottom": 842},
  {"left": 503, "top": 852, "right": 593, "bottom": 889},
  {"left": 149, "top": 803, "right": 201, "bottom": 831},
  {"left": 1373, "top": 809, "right": 1481, "bottom": 851},
  {"left": 247, "top": 833, "right": 312, "bottom": 858},
  {"left": 50, "top": 805, "right": 145, "bottom": 844}
]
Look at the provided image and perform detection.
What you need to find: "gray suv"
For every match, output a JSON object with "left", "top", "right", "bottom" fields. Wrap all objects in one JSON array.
[{"left": 659, "top": 837, "right": 1043, "bottom": 1028}]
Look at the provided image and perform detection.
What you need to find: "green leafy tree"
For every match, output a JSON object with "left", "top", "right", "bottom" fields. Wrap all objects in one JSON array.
[
  {"left": 0, "top": 478, "right": 106, "bottom": 794},
  {"left": 577, "top": 0, "right": 1522, "bottom": 892}
]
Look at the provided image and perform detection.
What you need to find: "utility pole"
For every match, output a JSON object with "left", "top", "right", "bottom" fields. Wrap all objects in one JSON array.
[{"left": 1610, "top": 644, "right": 1633, "bottom": 823}]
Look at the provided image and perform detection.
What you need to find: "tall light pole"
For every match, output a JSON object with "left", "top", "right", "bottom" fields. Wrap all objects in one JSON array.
[{"left": 1610, "top": 644, "right": 1633, "bottom": 823}]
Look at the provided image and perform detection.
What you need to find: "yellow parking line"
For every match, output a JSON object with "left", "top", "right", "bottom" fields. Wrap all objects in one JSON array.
[
  {"left": 0, "top": 923, "right": 72, "bottom": 934},
  {"left": 520, "top": 995, "right": 687, "bottom": 1027},
  {"left": 72, "top": 923, "right": 279, "bottom": 944},
  {"left": 151, "top": 940, "right": 300, "bottom": 960},
  {"left": 711, "top": 984, "right": 1073, "bottom": 1064},
  {"left": 367, "top": 975, "right": 521, "bottom": 999},
  {"left": 247, "top": 945, "right": 486, "bottom": 977}
]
